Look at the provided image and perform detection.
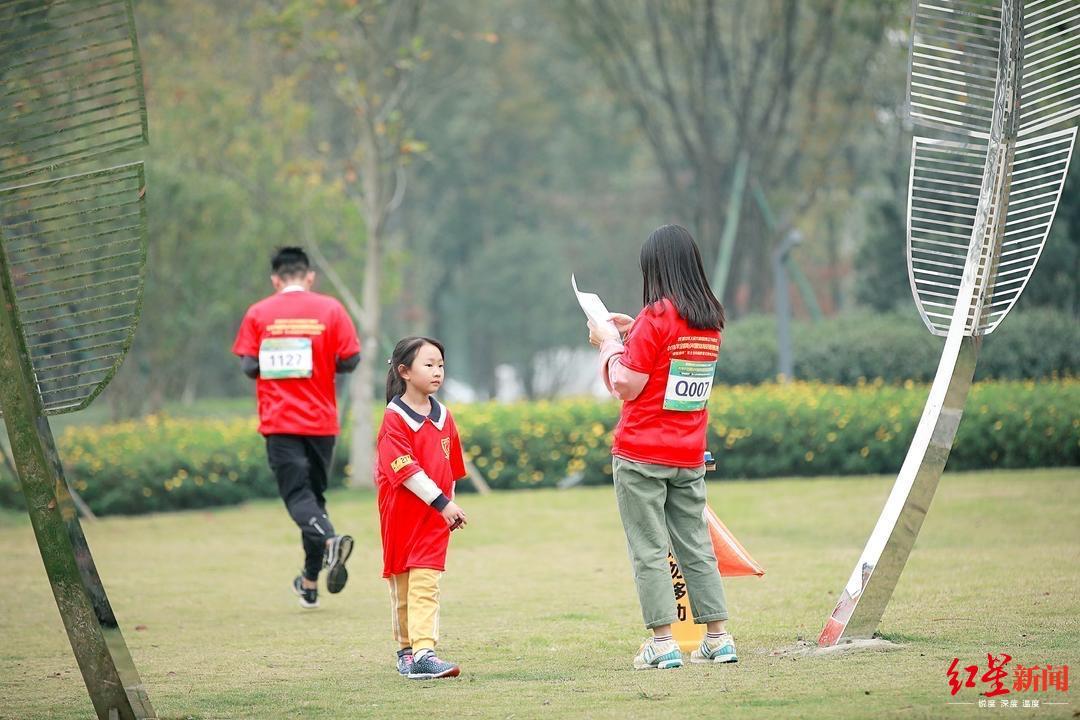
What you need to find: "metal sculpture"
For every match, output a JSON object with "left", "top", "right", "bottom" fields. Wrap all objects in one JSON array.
[
  {"left": 0, "top": 1, "right": 153, "bottom": 717},
  {"left": 819, "top": 0, "right": 1079, "bottom": 646}
]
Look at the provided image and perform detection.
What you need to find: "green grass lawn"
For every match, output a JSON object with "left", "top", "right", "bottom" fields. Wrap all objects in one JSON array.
[{"left": 1, "top": 468, "right": 1077, "bottom": 719}]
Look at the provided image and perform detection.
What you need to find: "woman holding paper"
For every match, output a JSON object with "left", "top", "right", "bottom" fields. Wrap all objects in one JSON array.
[{"left": 588, "top": 224, "right": 736, "bottom": 670}]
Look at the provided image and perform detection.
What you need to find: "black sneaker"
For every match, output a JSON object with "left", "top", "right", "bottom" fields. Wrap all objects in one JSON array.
[
  {"left": 324, "top": 534, "right": 354, "bottom": 594},
  {"left": 292, "top": 575, "right": 319, "bottom": 609}
]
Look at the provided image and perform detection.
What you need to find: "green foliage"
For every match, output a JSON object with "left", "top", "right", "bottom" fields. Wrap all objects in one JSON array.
[
  {"left": 464, "top": 231, "right": 584, "bottom": 394},
  {"left": 1017, "top": 156, "right": 1080, "bottom": 314},
  {"left": 453, "top": 379, "right": 1079, "bottom": 488},
  {"left": 456, "top": 398, "right": 621, "bottom": 490},
  {"left": 56, "top": 0, "right": 1073, "bottom": 414},
  {"left": 97, "top": 0, "right": 370, "bottom": 415},
  {"left": 715, "top": 309, "right": 1079, "bottom": 385},
  {"left": 57, "top": 416, "right": 276, "bottom": 516},
  {"left": 557, "top": 0, "right": 908, "bottom": 312},
  {"left": 852, "top": 104, "right": 1080, "bottom": 320},
  {"left": 854, "top": 197, "right": 909, "bottom": 312},
  {"left": 398, "top": 1, "right": 648, "bottom": 394},
  {"left": 0, "top": 379, "right": 1072, "bottom": 515}
]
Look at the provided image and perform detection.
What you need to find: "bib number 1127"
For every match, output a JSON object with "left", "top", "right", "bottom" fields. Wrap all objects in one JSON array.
[
  {"left": 259, "top": 337, "right": 313, "bottom": 379},
  {"left": 663, "top": 359, "right": 715, "bottom": 411}
]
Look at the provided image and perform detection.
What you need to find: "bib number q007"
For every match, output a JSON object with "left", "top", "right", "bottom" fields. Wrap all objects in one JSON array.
[
  {"left": 663, "top": 359, "right": 715, "bottom": 411},
  {"left": 259, "top": 338, "right": 313, "bottom": 379}
]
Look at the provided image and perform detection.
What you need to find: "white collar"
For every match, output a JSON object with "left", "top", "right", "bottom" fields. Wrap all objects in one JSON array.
[
  {"left": 280, "top": 284, "right": 306, "bottom": 293},
  {"left": 387, "top": 395, "right": 447, "bottom": 432}
]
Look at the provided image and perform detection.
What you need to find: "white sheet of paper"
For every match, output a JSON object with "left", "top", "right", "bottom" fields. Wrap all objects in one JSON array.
[{"left": 571, "top": 274, "right": 619, "bottom": 339}]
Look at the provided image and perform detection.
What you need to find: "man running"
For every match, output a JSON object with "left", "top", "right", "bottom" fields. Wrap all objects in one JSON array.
[{"left": 233, "top": 246, "right": 361, "bottom": 609}]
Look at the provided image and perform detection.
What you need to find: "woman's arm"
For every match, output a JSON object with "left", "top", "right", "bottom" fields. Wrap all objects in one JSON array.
[{"left": 599, "top": 338, "right": 649, "bottom": 401}]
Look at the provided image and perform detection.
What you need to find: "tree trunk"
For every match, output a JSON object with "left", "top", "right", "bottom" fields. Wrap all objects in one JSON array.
[
  {"left": 180, "top": 364, "right": 199, "bottom": 406},
  {"left": 697, "top": 160, "right": 723, "bottom": 274},
  {"left": 346, "top": 101, "right": 387, "bottom": 489},
  {"left": 348, "top": 233, "right": 379, "bottom": 489},
  {"left": 748, "top": 223, "right": 773, "bottom": 312}
]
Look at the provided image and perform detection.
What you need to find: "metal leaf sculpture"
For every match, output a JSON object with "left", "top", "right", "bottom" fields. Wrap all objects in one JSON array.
[
  {"left": 1, "top": 0, "right": 148, "bottom": 182},
  {"left": 0, "top": 1, "right": 153, "bottom": 717},
  {"left": 2, "top": 163, "right": 146, "bottom": 413},
  {"left": 819, "top": 0, "right": 1079, "bottom": 647}
]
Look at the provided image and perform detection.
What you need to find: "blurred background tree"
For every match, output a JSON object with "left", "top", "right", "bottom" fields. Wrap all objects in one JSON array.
[{"left": 89, "top": 0, "right": 1075, "bottom": 420}]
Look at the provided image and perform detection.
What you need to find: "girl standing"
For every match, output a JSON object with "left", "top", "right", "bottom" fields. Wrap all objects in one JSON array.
[
  {"left": 376, "top": 336, "right": 468, "bottom": 679},
  {"left": 589, "top": 224, "right": 737, "bottom": 670}
]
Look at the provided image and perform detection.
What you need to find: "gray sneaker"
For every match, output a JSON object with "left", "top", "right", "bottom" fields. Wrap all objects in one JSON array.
[
  {"left": 407, "top": 651, "right": 460, "bottom": 679},
  {"left": 396, "top": 648, "right": 414, "bottom": 676}
]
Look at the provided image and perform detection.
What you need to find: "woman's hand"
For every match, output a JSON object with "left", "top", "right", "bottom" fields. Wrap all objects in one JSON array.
[
  {"left": 587, "top": 319, "right": 616, "bottom": 347},
  {"left": 440, "top": 501, "right": 467, "bottom": 530},
  {"left": 608, "top": 313, "right": 634, "bottom": 338}
]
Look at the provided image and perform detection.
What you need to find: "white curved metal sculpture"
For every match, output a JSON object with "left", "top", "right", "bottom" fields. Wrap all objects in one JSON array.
[{"left": 819, "top": 0, "right": 1079, "bottom": 646}]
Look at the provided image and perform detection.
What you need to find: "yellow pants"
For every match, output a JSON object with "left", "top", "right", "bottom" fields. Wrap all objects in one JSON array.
[{"left": 387, "top": 568, "right": 442, "bottom": 653}]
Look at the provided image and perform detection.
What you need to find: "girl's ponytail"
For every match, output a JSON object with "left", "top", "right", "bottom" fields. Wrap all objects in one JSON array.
[
  {"left": 385, "top": 363, "right": 406, "bottom": 404},
  {"left": 385, "top": 336, "right": 447, "bottom": 403}
]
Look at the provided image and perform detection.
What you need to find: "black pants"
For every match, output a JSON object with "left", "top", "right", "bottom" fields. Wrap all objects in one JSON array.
[{"left": 266, "top": 434, "right": 337, "bottom": 581}]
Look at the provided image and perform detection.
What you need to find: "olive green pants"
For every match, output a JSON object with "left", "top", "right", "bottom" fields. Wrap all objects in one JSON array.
[{"left": 612, "top": 456, "right": 729, "bottom": 629}]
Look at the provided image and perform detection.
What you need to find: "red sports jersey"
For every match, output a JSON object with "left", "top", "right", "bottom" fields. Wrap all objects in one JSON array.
[
  {"left": 612, "top": 298, "right": 721, "bottom": 468},
  {"left": 376, "top": 396, "right": 467, "bottom": 577},
  {"left": 232, "top": 288, "right": 360, "bottom": 436}
]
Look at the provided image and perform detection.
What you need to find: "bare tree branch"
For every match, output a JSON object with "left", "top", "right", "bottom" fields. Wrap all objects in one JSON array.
[
  {"left": 301, "top": 213, "right": 366, "bottom": 324},
  {"left": 645, "top": 2, "right": 702, "bottom": 173}
]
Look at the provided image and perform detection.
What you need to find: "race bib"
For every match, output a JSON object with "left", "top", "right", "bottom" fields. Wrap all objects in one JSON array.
[
  {"left": 259, "top": 338, "right": 313, "bottom": 379},
  {"left": 662, "top": 359, "right": 716, "bottom": 411}
]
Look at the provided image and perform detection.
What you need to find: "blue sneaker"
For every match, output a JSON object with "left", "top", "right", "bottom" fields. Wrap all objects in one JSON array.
[
  {"left": 396, "top": 648, "right": 414, "bottom": 676},
  {"left": 633, "top": 637, "right": 683, "bottom": 670},
  {"left": 407, "top": 650, "right": 460, "bottom": 679},
  {"left": 690, "top": 633, "right": 738, "bottom": 664}
]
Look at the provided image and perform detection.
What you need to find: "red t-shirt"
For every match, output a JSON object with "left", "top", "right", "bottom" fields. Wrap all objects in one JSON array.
[
  {"left": 612, "top": 298, "right": 721, "bottom": 468},
  {"left": 232, "top": 289, "right": 360, "bottom": 436},
  {"left": 375, "top": 396, "right": 467, "bottom": 577}
]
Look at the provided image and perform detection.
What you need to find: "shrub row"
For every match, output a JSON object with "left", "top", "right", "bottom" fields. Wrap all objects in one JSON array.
[
  {"left": 1, "top": 379, "right": 1073, "bottom": 515},
  {"left": 0, "top": 416, "right": 277, "bottom": 516},
  {"left": 717, "top": 308, "right": 1079, "bottom": 385},
  {"left": 455, "top": 378, "right": 1079, "bottom": 488}
]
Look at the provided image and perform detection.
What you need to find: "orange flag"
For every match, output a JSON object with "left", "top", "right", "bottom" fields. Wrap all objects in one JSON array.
[{"left": 705, "top": 504, "right": 765, "bottom": 577}]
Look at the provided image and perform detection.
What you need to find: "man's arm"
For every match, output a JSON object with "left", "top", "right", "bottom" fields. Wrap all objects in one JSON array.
[
  {"left": 240, "top": 355, "right": 259, "bottom": 379},
  {"left": 336, "top": 352, "right": 360, "bottom": 373}
]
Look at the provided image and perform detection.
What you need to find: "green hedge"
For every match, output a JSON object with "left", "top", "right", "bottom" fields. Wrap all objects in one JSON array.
[
  {"left": 456, "top": 379, "right": 1080, "bottom": 488},
  {"left": 0, "top": 379, "right": 1074, "bottom": 515},
  {"left": 0, "top": 416, "right": 278, "bottom": 515},
  {"left": 717, "top": 308, "right": 1079, "bottom": 385}
]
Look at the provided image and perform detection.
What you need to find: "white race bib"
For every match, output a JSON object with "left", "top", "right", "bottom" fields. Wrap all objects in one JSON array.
[
  {"left": 662, "top": 359, "right": 715, "bottom": 411},
  {"left": 259, "top": 337, "right": 313, "bottom": 379}
]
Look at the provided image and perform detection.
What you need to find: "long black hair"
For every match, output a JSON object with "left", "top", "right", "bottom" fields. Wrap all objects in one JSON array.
[
  {"left": 386, "top": 336, "right": 446, "bottom": 403},
  {"left": 640, "top": 224, "right": 725, "bottom": 331}
]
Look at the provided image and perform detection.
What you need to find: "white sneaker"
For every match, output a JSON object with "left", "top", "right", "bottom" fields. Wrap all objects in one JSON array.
[
  {"left": 690, "top": 633, "right": 738, "bottom": 663},
  {"left": 632, "top": 637, "right": 683, "bottom": 670}
]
